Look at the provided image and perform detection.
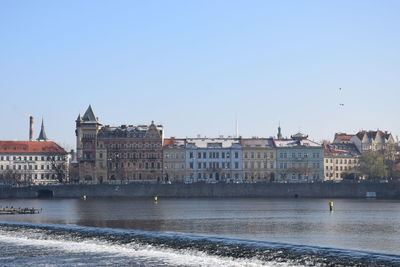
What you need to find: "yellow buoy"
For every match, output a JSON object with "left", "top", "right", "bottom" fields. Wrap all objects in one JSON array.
[
  {"left": 83, "top": 195, "right": 87, "bottom": 201},
  {"left": 329, "top": 201, "right": 333, "bottom": 211},
  {"left": 154, "top": 196, "right": 158, "bottom": 201}
]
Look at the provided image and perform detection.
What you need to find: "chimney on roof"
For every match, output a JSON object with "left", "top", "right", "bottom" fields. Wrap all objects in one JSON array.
[{"left": 29, "top": 116, "right": 34, "bottom": 141}]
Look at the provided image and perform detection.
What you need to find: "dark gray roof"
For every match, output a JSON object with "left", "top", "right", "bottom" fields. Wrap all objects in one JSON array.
[
  {"left": 82, "top": 105, "right": 97, "bottom": 122},
  {"left": 37, "top": 119, "right": 48, "bottom": 141}
]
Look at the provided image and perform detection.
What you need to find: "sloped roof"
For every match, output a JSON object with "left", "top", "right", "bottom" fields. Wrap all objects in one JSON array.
[
  {"left": 273, "top": 138, "right": 321, "bottom": 148},
  {"left": 335, "top": 134, "right": 354, "bottom": 141},
  {"left": 240, "top": 138, "right": 275, "bottom": 148},
  {"left": 356, "top": 130, "right": 392, "bottom": 141},
  {"left": 324, "top": 143, "right": 361, "bottom": 156},
  {"left": 37, "top": 119, "right": 48, "bottom": 141},
  {"left": 186, "top": 138, "right": 240, "bottom": 148},
  {"left": 163, "top": 138, "right": 186, "bottom": 147},
  {"left": 0, "top": 141, "right": 67, "bottom": 154},
  {"left": 82, "top": 105, "right": 97, "bottom": 122}
]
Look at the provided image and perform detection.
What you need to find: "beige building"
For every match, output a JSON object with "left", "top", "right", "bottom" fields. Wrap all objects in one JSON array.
[
  {"left": 334, "top": 131, "right": 395, "bottom": 154},
  {"left": 241, "top": 138, "right": 276, "bottom": 182},
  {"left": 163, "top": 138, "right": 186, "bottom": 183},
  {"left": 324, "top": 143, "right": 360, "bottom": 181}
]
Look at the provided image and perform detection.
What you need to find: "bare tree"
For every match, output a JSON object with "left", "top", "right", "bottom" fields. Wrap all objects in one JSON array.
[
  {"left": 50, "top": 156, "right": 68, "bottom": 183},
  {"left": 0, "top": 169, "right": 20, "bottom": 186}
]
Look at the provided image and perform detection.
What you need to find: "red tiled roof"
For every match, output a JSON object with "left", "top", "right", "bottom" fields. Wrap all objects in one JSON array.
[
  {"left": 0, "top": 141, "right": 67, "bottom": 154},
  {"left": 163, "top": 138, "right": 185, "bottom": 147},
  {"left": 337, "top": 135, "right": 353, "bottom": 140}
]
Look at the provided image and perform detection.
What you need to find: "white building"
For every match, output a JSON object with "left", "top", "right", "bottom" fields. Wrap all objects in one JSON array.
[
  {"left": 0, "top": 141, "right": 69, "bottom": 185},
  {"left": 274, "top": 133, "right": 324, "bottom": 183},
  {"left": 0, "top": 120, "right": 69, "bottom": 185},
  {"left": 185, "top": 138, "right": 243, "bottom": 183}
]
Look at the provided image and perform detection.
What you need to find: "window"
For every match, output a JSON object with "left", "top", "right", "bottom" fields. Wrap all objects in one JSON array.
[
  {"left": 235, "top": 152, "right": 239, "bottom": 158},
  {"left": 235, "top": 162, "right": 239, "bottom": 169},
  {"left": 198, "top": 152, "right": 201, "bottom": 158},
  {"left": 189, "top": 152, "right": 193, "bottom": 159}
]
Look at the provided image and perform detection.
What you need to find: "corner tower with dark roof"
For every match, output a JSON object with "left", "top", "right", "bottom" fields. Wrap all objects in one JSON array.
[
  {"left": 76, "top": 105, "right": 103, "bottom": 183},
  {"left": 75, "top": 105, "right": 101, "bottom": 161}
]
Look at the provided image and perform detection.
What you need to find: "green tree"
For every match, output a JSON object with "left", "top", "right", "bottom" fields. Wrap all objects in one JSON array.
[{"left": 358, "top": 151, "right": 388, "bottom": 180}]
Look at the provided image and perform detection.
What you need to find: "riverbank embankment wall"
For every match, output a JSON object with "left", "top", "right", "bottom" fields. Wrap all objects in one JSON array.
[{"left": 0, "top": 183, "right": 399, "bottom": 199}]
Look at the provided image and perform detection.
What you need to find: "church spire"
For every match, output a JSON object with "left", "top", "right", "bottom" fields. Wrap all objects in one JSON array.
[{"left": 37, "top": 118, "right": 48, "bottom": 141}]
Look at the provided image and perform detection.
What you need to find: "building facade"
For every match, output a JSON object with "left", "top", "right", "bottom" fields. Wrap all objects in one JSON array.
[
  {"left": 324, "top": 143, "right": 360, "bottom": 181},
  {"left": 0, "top": 141, "right": 68, "bottom": 185},
  {"left": 163, "top": 138, "right": 186, "bottom": 183},
  {"left": 241, "top": 138, "right": 276, "bottom": 182},
  {"left": 185, "top": 138, "right": 243, "bottom": 183},
  {"left": 274, "top": 133, "right": 324, "bottom": 183},
  {"left": 76, "top": 106, "right": 164, "bottom": 183},
  {"left": 334, "top": 131, "right": 395, "bottom": 154}
]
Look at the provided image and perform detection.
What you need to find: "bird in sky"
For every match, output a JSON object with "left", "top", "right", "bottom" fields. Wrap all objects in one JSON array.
[{"left": 339, "top": 88, "right": 344, "bottom": 107}]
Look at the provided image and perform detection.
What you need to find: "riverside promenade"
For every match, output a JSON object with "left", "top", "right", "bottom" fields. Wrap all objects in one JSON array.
[{"left": 0, "top": 182, "right": 399, "bottom": 199}]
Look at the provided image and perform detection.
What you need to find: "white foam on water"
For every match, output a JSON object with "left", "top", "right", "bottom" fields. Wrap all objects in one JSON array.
[{"left": 0, "top": 231, "right": 296, "bottom": 267}]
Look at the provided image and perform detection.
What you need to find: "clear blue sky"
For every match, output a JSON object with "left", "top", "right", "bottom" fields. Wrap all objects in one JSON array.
[{"left": 1, "top": 1, "right": 399, "bottom": 150}]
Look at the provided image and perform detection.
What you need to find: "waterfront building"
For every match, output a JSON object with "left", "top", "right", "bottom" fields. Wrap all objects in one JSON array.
[
  {"left": 240, "top": 138, "right": 276, "bottom": 182},
  {"left": 163, "top": 138, "right": 186, "bottom": 183},
  {"left": 76, "top": 105, "right": 164, "bottom": 183},
  {"left": 323, "top": 143, "right": 361, "bottom": 181},
  {"left": 184, "top": 138, "right": 243, "bottom": 183},
  {"left": 0, "top": 120, "right": 69, "bottom": 185},
  {"left": 334, "top": 131, "right": 395, "bottom": 154},
  {"left": 274, "top": 133, "right": 324, "bottom": 183}
]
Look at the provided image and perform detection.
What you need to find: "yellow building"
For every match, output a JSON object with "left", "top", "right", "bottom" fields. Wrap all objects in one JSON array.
[
  {"left": 163, "top": 138, "right": 186, "bottom": 183},
  {"left": 324, "top": 143, "right": 360, "bottom": 181},
  {"left": 241, "top": 138, "right": 276, "bottom": 182}
]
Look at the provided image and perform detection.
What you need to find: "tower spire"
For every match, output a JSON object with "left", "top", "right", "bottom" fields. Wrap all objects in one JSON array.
[
  {"left": 37, "top": 118, "right": 48, "bottom": 141},
  {"left": 277, "top": 122, "right": 282, "bottom": 140}
]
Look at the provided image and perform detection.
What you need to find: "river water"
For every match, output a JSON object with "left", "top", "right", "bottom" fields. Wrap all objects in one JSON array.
[{"left": 0, "top": 198, "right": 399, "bottom": 266}]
